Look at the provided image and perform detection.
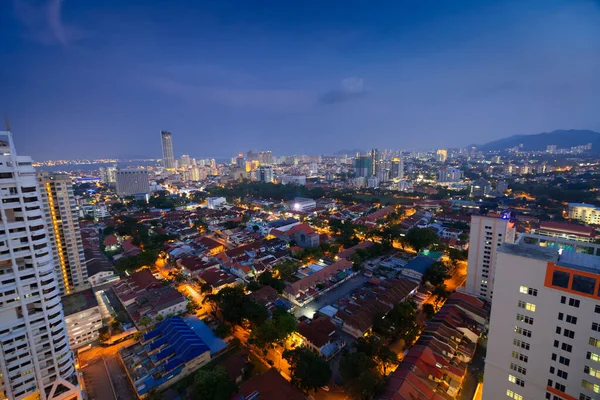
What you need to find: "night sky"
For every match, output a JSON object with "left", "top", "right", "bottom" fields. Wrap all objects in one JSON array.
[{"left": 1, "top": 0, "right": 600, "bottom": 160}]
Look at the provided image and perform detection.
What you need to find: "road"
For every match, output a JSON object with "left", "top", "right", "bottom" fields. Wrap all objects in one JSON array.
[
  {"left": 81, "top": 358, "right": 116, "bottom": 400},
  {"left": 457, "top": 339, "right": 487, "bottom": 400},
  {"left": 294, "top": 274, "right": 370, "bottom": 319},
  {"left": 78, "top": 339, "right": 137, "bottom": 365}
]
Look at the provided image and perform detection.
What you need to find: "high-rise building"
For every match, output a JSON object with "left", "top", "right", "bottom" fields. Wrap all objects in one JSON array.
[
  {"left": 391, "top": 157, "right": 404, "bottom": 181},
  {"left": 160, "top": 130, "right": 175, "bottom": 170},
  {"left": 370, "top": 149, "right": 378, "bottom": 176},
  {"left": 436, "top": 149, "right": 447, "bottom": 162},
  {"left": 37, "top": 171, "right": 88, "bottom": 295},
  {"left": 438, "top": 167, "right": 464, "bottom": 182},
  {"left": 257, "top": 166, "right": 273, "bottom": 183},
  {"left": 354, "top": 155, "right": 372, "bottom": 178},
  {"left": 258, "top": 151, "right": 273, "bottom": 165},
  {"left": 115, "top": 169, "right": 150, "bottom": 196},
  {"left": 470, "top": 177, "right": 492, "bottom": 197},
  {"left": 99, "top": 164, "right": 117, "bottom": 184},
  {"left": 179, "top": 154, "right": 190, "bottom": 168},
  {"left": 568, "top": 203, "right": 600, "bottom": 225},
  {"left": 247, "top": 150, "right": 258, "bottom": 162},
  {"left": 466, "top": 212, "right": 516, "bottom": 300},
  {"left": 0, "top": 130, "right": 80, "bottom": 400},
  {"left": 235, "top": 154, "right": 245, "bottom": 169},
  {"left": 483, "top": 235, "right": 600, "bottom": 400}
]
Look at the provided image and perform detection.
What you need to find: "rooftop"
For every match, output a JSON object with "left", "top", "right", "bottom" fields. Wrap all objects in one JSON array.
[{"left": 61, "top": 288, "right": 98, "bottom": 316}]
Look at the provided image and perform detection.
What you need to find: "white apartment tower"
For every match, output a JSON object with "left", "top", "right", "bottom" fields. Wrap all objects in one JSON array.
[
  {"left": 37, "top": 171, "right": 88, "bottom": 295},
  {"left": 466, "top": 212, "right": 516, "bottom": 299},
  {"left": 483, "top": 235, "right": 600, "bottom": 400},
  {"left": 115, "top": 169, "right": 150, "bottom": 196},
  {"left": 0, "top": 131, "right": 80, "bottom": 400}
]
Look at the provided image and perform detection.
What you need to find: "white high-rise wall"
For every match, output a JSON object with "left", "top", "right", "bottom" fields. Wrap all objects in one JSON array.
[
  {"left": 37, "top": 172, "right": 88, "bottom": 295},
  {"left": 484, "top": 236, "right": 600, "bottom": 400},
  {"left": 160, "top": 130, "right": 175, "bottom": 170},
  {"left": 466, "top": 213, "right": 516, "bottom": 300},
  {"left": 0, "top": 131, "right": 80, "bottom": 400}
]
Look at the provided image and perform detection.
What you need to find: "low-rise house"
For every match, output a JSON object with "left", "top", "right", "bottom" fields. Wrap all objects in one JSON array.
[
  {"left": 401, "top": 255, "right": 438, "bottom": 282},
  {"left": 128, "top": 285, "right": 188, "bottom": 326},
  {"left": 284, "top": 259, "right": 353, "bottom": 306},
  {"left": 247, "top": 286, "right": 279, "bottom": 309},
  {"left": 296, "top": 317, "right": 345, "bottom": 360},
  {"left": 337, "top": 241, "right": 374, "bottom": 260},
  {"left": 119, "top": 317, "right": 211, "bottom": 397},
  {"left": 198, "top": 267, "right": 241, "bottom": 292},
  {"left": 196, "top": 236, "right": 226, "bottom": 256},
  {"left": 177, "top": 256, "right": 220, "bottom": 278},
  {"left": 84, "top": 248, "right": 119, "bottom": 287},
  {"left": 113, "top": 269, "right": 164, "bottom": 306},
  {"left": 271, "top": 223, "right": 320, "bottom": 248}
]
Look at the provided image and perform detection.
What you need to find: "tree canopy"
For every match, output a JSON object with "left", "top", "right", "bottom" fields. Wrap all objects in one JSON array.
[
  {"left": 250, "top": 307, "right": 297, "bottom": 350},
  {"left": 422, "top": 261, "right": 450, "bottom": 286},
  {"left": 192, "top": 366, "right": 236, "bottom": 400},
  {"left": 404, "top": 228, "right": 439, "bottom": 253},
  {"left": 283, "top": 347, "right": 332, "bottom": 393},
  {"left": 206, "top": 286, "right": 268, "bottom": 327}
]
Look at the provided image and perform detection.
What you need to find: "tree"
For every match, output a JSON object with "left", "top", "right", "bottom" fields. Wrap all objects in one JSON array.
[
  {"left": 139, "top": 316, "right": 152, "bottom": 327},
  {"left": 144, "top": 389, "right": 162, "bottom": 400},
  {"left": 432, "top": 284, "right": 451, "bottom": 306},
  {"left": 246, "top": 280, "right": 262, "bottom": 292},
  {"left": 404, "top": 228, "right": 439, "bottom": 253},
  {"left": 339, "top": 351, "right": 384, "bottom": 400},
  {"left": 98, "top": 326, "right": 110, "bottom": 342},
  {"left": 373, "top": 301, "right": 418, "bottom": 342},
  {"left": 353, "top": 336, "right": 398, "bottom": 376},
  {"left": 422, "top": 303, "right": 436, "bottom": 319},
  {"left": 283, "top": 347, "right": 332, "bottom": 394},
  {"left": 274, "top": 259, "right": 301, "bottom": 280},
  {"left": 422, "top": 261, "right": 449, "bottom": 286},
  {"left": 251, "top": 307, "right": 297, "bottom": 350},
  {"left": 199, "top": 282, "right": 213, "bottom": 294},
  {"left": 187, "top": 300, "right": 200, "bottom": 314},
  {"left": 206, "top": 286, "right": 268, "bottom": 326},
  {"left": 257, "top": 270, "right": 286, "bottom": 293},
  {"left": 192, "top": 366, "right": 236, "bottom": 400}
]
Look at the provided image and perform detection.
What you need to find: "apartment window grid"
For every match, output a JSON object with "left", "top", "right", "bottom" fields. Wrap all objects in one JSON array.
[
  {"left": 581, "top": 379, "right": 600, "bottom": 393},
  {"left": 518, "top": 300, "right": 537, "bottom": 312},
  {"left": 516, "top": 314, "right": 534, "bottom": 325},
  {"left": 584, "top": 366, "right": 600, "bottom": 379},
  {"left": 510, "top": 362, "right": 527, "bottom": 375},
  {"left": 587, "top": 351, "right": 600, "bottom": 363},
  {"left": 506, "top": 389, "right": 523, "bottom": 400},
  {"left": 508, "top": 374, "right": 525, "bottom": 387},
  {"left": 519, "top": 286, "right": 538, "bottom": 296}
]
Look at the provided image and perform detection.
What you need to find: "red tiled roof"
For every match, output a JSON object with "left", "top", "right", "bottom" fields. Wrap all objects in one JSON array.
[
  {"left": 361, "top": 205, "right": 396, "bottom": 222},
  {"left": 286, "top": 223, "right": 316, "bottom": 236},
  {"left": 103, "top": 235, "right": 118, "bottom": 246},
  {"left": 337, "top": 241, "right": 374, "bottom": 260},
  {"left": 198, "top": 268, "right": 238, "bottom": 288},
  {"left": 235, "top": 368, "right": 304, "bottom": 400},
  {"left": 297, "top": 317, "right": 337, "bottom": 348},
  {"left": 247, "top": 286, "right": 278, "bottom": 306},
  {"left": 539, "top": 221, "right": 596, "bottom": 237},
  {"left": 285, "top": 259, "right": 352, "bottom": 296}
]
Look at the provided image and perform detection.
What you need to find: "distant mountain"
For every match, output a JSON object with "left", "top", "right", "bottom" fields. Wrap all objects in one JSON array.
[{"left": 477, "top": 129, "right": 600, "bottom": 152}]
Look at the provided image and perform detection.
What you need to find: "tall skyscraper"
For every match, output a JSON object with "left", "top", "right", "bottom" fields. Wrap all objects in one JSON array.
[
  {"left": 466, "top": 212, "right": 516, "bottom": 300},
  {"left": 115, "top": 169, "right": 150, "bottom": 196},
  {"left": 436, "top": 149, "right": 447, "bottom": 162},
  {"left": 370, "top": 149, "right": 378, "bottom": 176},
  {"left": 37, "top": 171, "right": 88, "bottom": 295},
  {"left": 160, "top": 130, "right": 175, "bottom": 170},
  {"left": 0, "top": 131, "right": 80, "bottom": 400},
  {"left": 258, "top": 151, "right": 273, "bottom": 165},
  {"left": 354, "top": 154, "right": 372, "bottom": 178},
  {"left": 483, "top": 235, "right": 600, "bottom": 400},
  {"left": 391, "top": 157, "right": 404, "bottom": 181}
]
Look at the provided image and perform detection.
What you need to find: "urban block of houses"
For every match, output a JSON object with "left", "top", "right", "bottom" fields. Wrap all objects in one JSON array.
[
  {"left": 337, "top": 241, "right": 375, "bottom": 260},
  {"left": 231, "top": 368, "right": 304, "bottom": 400},
  {"left": 380, "top": 292, "right": 488, "bottom": 400},
  {"left": 119, "top": 317, "right": 211, "bottom": 397},
  {"left": 335, "top": 278, "right": 419, "bottom": 338},
  {"left": 284, "top": 259, "right": 353, "bottom": 306},
  {"left": 177, "top": 256, "right": 220, "bottom": 278},
  {"left": 197, "top": 267, "right": 241, "bottom": 292},
  {"left": 113, "top": 269, "right": 187, "bottom": 326},
  {"left": 84, "top": 248, "right": 119, "bottom": 287}
]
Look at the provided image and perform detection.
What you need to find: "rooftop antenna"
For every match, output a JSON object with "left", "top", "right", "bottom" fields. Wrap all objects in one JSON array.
[{"left": 4, "top": 115, "right": 11, "bottom": 132}]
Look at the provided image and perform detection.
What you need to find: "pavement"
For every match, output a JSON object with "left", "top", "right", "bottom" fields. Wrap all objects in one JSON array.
[
  {"left": 104, "top": 355, "right": 137, "bottom": 400},
  {"left": 81, "top": 358, "right": 116, "bottom": 400},
  {"left": 294, "top": 274, "right": 370, "bottom": 319}
]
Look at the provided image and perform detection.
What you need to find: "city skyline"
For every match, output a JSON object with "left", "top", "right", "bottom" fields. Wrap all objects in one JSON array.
[{"left": 2, "top": 0, "right": 600, "bottom": 159}]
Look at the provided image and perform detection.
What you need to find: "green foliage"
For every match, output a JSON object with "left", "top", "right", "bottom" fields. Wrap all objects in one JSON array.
[
  {"left": 405, "top": 228, "right": 439, "bottom": 253},
  {"left": 257, "top": 270, "right": 286, "bottom": 293},
  {"left": 422, "top": 261, "right": 450, "bottom": 286},
  {"left": 207, "top": 182, "right": 324, "bottom": 202},
  {"left": 283, "top": 347, "right": 332, "bottom": 393},
  {"left": 339, "top": 351, "right": 384, "bottom": 400},
  {"left": 200, "top": 282, "right": 213, "bottom": 294},
  {"left": 246, "top": 280, "right": 262, "bottom": 292},
  {"left": 432, "top": 284, "right": 451, "bottom": 305},
  {"left": 103, "top": 226, "right": 116, "bottom": 236},
  {"left": 214, "top": 323, "right": 232, "bottom": 338},
  {"left": 273, "top": 259, "right": 301, "bottom": 281},
  {"left": 187, "top": 300, "right": 200, "bottom": 314},
  {"left": 192, "top": 366, "right": 237, "bottom": 400},
  {"left": 206, "top": 286, "right": 268, "bottom": 326},
  {"left": 139, "top": 316, "right": 152, "bottom": 327},
  {"left": 144, "top": 389, "right": 162, "bottom": 400},
  {"left": 373, "top": 301, "right": 418, "bottom": 343},
  {"left": 98, "top": 326, "right": 110, "bottom": 342},
  {"left": 114, "top": 250, "right": 159, "bottom": 273},
  {"left": 422, "top": 303, "right": 436, "bottom": 320},
  {"left": 250, "top": 307, "right": 297, "bottom": 350}
]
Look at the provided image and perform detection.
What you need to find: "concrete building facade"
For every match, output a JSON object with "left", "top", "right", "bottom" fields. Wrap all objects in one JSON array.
[
  {"left": 115, "top": 169, "right": 150, "bottom": 196},
  {"left": 37, "top": 171, "right": 88, "bottom": 295},
  {"left": 0, "top": 131, "right": 80, "bottom": 400},
  {"left": 483, "top": 236, "right": 600, "bottom": 400},
  {"left": 466, "top": 213, "right": 516, "bottom": 300},
  {"left": 160, "top": 130, "right": 175, "bottom": 170}
]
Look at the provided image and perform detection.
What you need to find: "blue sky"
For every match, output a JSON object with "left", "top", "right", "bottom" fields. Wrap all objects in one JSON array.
[{"left": 1, "top": 0, "right": 600, "bottom": 160}]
